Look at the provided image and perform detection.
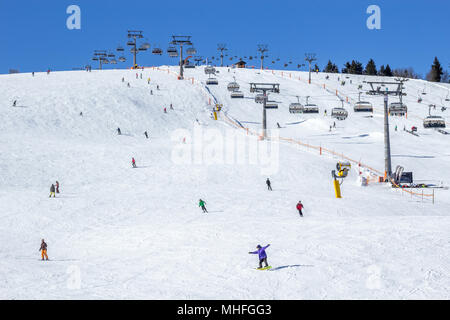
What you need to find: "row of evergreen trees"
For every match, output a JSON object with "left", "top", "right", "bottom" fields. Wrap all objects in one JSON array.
[{"left": 321, "top": 57, "right": 447, "bottom": 82}]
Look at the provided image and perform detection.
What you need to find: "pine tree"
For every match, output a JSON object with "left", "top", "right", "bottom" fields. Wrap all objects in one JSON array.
[
  {"left": 428, "top": 57, "right": 443, "bottom": 82},
  {"left": 323, "top": 60, "right": 339, "bottom": 73},
  {"left": 378, "top": 65, "right": 385, "bottom": 76},
  {"left": 365, "top": 59, "right": 377, "bottom": 75},
  {"left": 384, "top": 64, "right": 393, "bottom": 77}
]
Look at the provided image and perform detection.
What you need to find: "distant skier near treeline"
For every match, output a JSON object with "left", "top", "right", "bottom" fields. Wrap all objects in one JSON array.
[
  {"left": 296, "top": 201, "right": 304, "bottom": 217},
  {"left": 199, "top": 199, "right": 208, "bottom": 213},
  {"left": 49, "top": 184, "right": 56, "bottom": 198},
  {"left": 248, "top": 244, "right": 270, "bottom": 269},
  {"left": 39, "top": 239, "right": 49, "bottom": 261},
  {"left": 266, "top": 178, "right": 272, "bottom": 191}
]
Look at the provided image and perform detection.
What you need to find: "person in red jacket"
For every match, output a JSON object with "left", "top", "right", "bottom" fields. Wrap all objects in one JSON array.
[
  {"left": 132, "top": 157, "right": 137, "bottom": 168},
  {"left": 296, "top": 201, "right": 304, "bottom": 217}
]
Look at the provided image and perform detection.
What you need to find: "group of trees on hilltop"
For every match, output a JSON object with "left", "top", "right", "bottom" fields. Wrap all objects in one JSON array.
[{"left": 320, "top": 57, "right": 448, "bottom": 82}]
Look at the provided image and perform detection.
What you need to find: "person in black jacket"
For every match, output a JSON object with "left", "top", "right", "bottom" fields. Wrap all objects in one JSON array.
[
  {"left": 266, "top": 178, "right": 272, "bottom": 191},
  {"left": 49, "top": 184, "right": 56, "bottom": 198}
]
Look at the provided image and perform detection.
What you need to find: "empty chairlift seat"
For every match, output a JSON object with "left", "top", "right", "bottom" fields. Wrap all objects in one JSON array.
[
  {"left": 227, "top": 82, "right": 240, "bottom": 92},
  {"left": 289, "top": 102, "right": 304, "bottom": 113},
  {"left": 331, "top": 107, "right": 348, "bottom": 120},
  {"left": 354, "top": 101, "right": 373, "bottom": 112},
  {"left": 303, "top": 104, "right": 319, "bottom": 113},
  {"left": 389, "top": 102, "right": 407, "bottom": 116},
  {"left": 230, "top": 91, "right": 244, "bottom": 98},
  {"left": 423, "top": 116, "right": 446, "bottom": 128},
  {"left": 265, "top": 101, "right": 278, "bottom": 109},
  {"left": 206, "top": 78, "right": 218, "bottom": 85},
  {"left": 205, "top": 66, "right": 216, "bottom": 74}
]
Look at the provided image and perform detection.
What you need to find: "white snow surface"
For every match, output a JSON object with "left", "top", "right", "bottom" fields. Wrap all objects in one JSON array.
[{"left": 0, "top": 67, "right": 449, "bottom": 299}]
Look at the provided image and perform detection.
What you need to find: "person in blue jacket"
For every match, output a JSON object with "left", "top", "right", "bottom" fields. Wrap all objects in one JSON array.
[{"left": 248, "top": 244, "right": 270, "bottom": 268}]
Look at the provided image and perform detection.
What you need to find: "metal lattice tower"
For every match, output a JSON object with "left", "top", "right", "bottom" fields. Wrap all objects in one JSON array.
[
  {"left": 92, "top": 50, "right": 107, "bottom": 70},
  {"left": 365, "top": 79, "right": 407, "bottom": 180},
  {"left": 257, "top": 45, "right": 269, "bottom": 70},
  {"left": 170, "top": 35, "right": 193, "bottom": 79},
  {"left": 305, "top": 53, "right": 317, "bottom": 84},
  {"left": 127, "top": 30, "right": 144, "bottom": 68},
  {"left": 217, "top": 44, "right": 227, "bottom": 67},
  {"left": 250, "top": 83, "right": 280, "bottom": 139}
]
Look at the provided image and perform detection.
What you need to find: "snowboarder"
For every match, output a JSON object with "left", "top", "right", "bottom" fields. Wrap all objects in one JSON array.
[
  {"left": 199, "top": 199, "right": 208, "bottom": 213},
  {"left": 39, "top": 239, "right": 49, "bottom": 261},
  {"left": 117, "top": 128, "right": 121, "bottom": 135},
  {"left": 296, "top": 201, "right": 304, "bottom": 217},
  {"left": 49, "top": 184, "right": 56, "bottom": 198},
  {"left": 132, "top": 157, "right": 137, "bottom": 168},
  {"left": 144, "top": 131, "right": 148, "bottom": 139},
  {"left": 55, "top": 181, "right": 60, "bottom": 194},
  {"left": 266, "top": 178, "right": 272, "bottom": 191},
  {"left": 248, "top": 244, "right": 270, "bottom": 269}
]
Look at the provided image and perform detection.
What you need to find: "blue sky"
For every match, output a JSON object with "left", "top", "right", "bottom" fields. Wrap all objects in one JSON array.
[{"left": 1, "top": 0, "right": 448, "bottom": 77}]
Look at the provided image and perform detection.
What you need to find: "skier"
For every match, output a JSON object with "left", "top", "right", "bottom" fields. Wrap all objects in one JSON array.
[
  {"left": 32, "top": 72, "right": 35, "bottom": 77},
  {"left": 395, "top": 125, "right": 398, "bottom": 131},
  {"left": 277, "top": 122, "right": 281, "bottom": 128},
  {"left": 127, "top": 82, "right": 131, "bottom": 88},
  {"left": 136, "top": 73, "right": 138, "bottom": 79},
  {"left": 47, "top": 69, "right": 51, "bottom": 75},
  {"left": 150, "top": 90, "right": 153, "bottom": 95},
  {"left": 117, "top": 128, "right": 121, "bottom": 135},
  {"left": 147, "top": 78, "right": 151, "bottom": 84},
  {"left": 122, "top": 77, "right": 125, "bottom": 83},
  {"left": 170, "top": 103, "right": 173, "bottom": 110},
  {"left": 199, "top": 199, "right": 208, "bottom": 213},
  {"left": 266, "top": 178, "right": 272, "bottom": 191},
  {"left": 140, "top": 73, "right": 142, "bottom": 79},
  {"left": 157, "top": 85, "right": 160, "bottom": 90},
  {"left": 324, "top": 109, "right": 327, "bottom": 116},
  {"left": 12, "top": 100, "right": 17, "bottom": 107},
  {"left": 39, "top": 239, "right": 49, "bottom": 261},
  {"left": 296, "top": 201, "right": 304, "bottom": 217},
  {"left": 80, "top": 112, "right": 83, "bottom": 116},
  {"left": 49, "top": 184, "right": 56, "bottom": 198},
  {"left": 333, "top": 121, "right": 336, "bottom": 128},
  {"left": 164, "top": 107, "right": 167, "bottom": 113},
  {"left": 132, "top": 157, "right": 137, "bottom": 168},
  {"left": 144, "top": 131, "right": 148, "bottom": 139},
  {"left": 329, "top": 125, "right": 332, "bottom": 132},
  {"left": 248, "top": 244, "right": 270, "bottom": 269},
  {"left": 55, "top": 181, "right": 60, "bottom": 194}
]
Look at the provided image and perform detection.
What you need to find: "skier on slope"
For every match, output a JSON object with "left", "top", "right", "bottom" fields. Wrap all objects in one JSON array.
[
  {"left": 49, "top": 184, "right": 56, "bottom": 198},
  {"left": 39, "top": 239, "right": 49, "bottom": 261},
  {"left": 296, "top": 201, "right": 304, "bottom": 217},
  {"left": 117, "top": 128, "right": 121, "bottom": 135},
  {"left": 248, "top": 244, "right": 270, "bottom": 269},
  {"left": 199, "top": 199, "right": 208, "bottom": 213},
  {"left": 55, "top": 181, "right": 60, "bottom": 194},
  {"left": 132, "top": 157, "right": 137, "bottom": 168},
  {"left": 12, "top": 100, "right": 17, "bottom": 107},
  {"left": 164, "top": 107, "right": 167, "bottom": 113},
  {"left": 266, "top": 178, "right": 272, "bottom": 191},
  {"left": 144, "top": 131, "right": 149, "bottom": 139}
]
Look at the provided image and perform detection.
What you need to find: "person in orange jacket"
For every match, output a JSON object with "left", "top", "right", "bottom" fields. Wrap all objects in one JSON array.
[{"left": 39, "top": 239, "right": 49, "bottom": 261}]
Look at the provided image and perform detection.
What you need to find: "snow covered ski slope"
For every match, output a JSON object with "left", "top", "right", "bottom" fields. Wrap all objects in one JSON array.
[{"left": 0, "top": 66, "right": 449, "bottom": 299}]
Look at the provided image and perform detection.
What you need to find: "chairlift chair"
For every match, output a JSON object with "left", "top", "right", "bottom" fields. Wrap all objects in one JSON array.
[
  {"left": 230, "top": 91, "right": 244, "bottom": 99},
  {"left": 118, "top": 56, "right": 126, "bottom": 62},
  {"left": 186, "top": 47, "right": 197, "bottom": 55},
  {"left": 152, "top": 48, "right": 162, "bottom": 55},
  {"left": 127, "top": 41, "right": 135, "bottom": 46},
  {"left": 353, "top": 101, "right": 373, "bottom": 113},
  {"left": 331, "top": 107, "right": 348, "bottom": 120},
  {"left": 116, "top": 46, "right": 124, "bottom": 52},
  {"left": 110, "top": 59, "right": 117, "bottom": 64},
  {"left": 389, "top": 102, "right": 407, "bottom": 116},
  {"left": 303, "top": 104, "right": 319, "bottom": 113},
  {"left": 423, "top": 104, "right": 446, "bottom": 128},
  {"left": 227, "top": 77, "right": 240, "bottom": 92},
  {"left": 206, "top": 77, "right": 218, "bottom": 85}
]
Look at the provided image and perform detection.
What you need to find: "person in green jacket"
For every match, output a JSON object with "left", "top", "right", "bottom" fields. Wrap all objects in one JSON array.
[{"left": 199, "top": 199, "right": 208, "bottom": 213}]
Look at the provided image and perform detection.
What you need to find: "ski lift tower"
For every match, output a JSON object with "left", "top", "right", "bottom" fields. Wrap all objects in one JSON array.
[
  {"left": 170, "top": 35, "right": 193, "bottom": 80},
  {"left": 250, "top": 83, "right": 280, "bottom": 140},
  {"left": 365, "top": 79, "right": 407, "bottom": 180},
  {"left": 127, "top": 30, "right": 145, "bottom": 68},
  {"left": 257, "top": 44, "right": 269, "bottom": 70},
  {"left": 305, "top": 53, "right": 317, "bottom": 84},
  {"left": 92, "top": 50, "right": 108, "bottom": 70},
  {"left": 217, "top": 43, "right": 227, "bottom": 67}
]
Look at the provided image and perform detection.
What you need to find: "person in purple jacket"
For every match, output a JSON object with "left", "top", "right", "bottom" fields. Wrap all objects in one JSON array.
[{"left": 248, "top": 244, "right": 270, "bottom": 268}]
